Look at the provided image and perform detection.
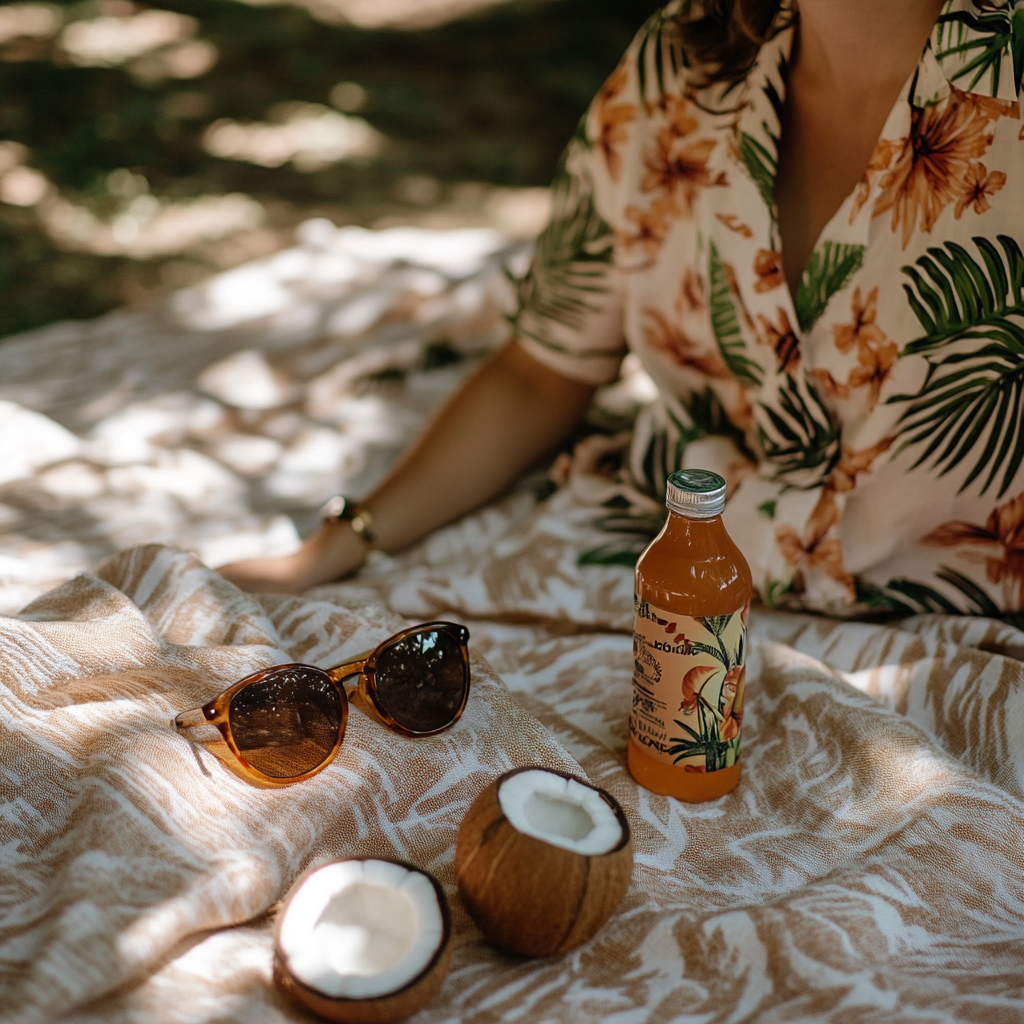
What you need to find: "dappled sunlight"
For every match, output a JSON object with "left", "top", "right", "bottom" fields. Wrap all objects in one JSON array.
[
  {"left": 60, "top": 7, "right": 218, "bottom": 81},
  {"left": 204, "top": 103, "right": 383, "bottom": 171},
  {"left": 61, "top": 8, "right": 193, "bottom": 65},
  {"left": 0, "top": 164, "right": 46, "bottom": 206},
  {"left": 0, "top": 141, "right": 267, "bottom": 257},
  {"left": 1, "top": 0, "right": 650, "bottom": 337},
  {"left": 238, "top": 0, "right": 515, "bottom": 30},
  {"left": 0, "top": 0, "right": 654, "bottom": 594},
  {"left": 0, "top": 219, "right": 521, "bottom": 610},
  {"left": 0, "top": 3, "right": 61, "bottom": 45},
  {"left": 42, "top": 189, "right": 265, "bottom": 258},
  {"left": 0, "top": 140, "right": 45, "bottom": 206}
]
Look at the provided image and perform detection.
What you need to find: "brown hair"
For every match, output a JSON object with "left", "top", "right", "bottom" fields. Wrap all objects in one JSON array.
[{"left": 676, "top": 0, "right": 786, "bottom": 84}]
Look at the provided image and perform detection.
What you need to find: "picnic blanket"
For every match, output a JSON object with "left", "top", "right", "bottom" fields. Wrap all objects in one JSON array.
[{"left": 2, "top": 221, "right": 1024, "bottom": 1023}]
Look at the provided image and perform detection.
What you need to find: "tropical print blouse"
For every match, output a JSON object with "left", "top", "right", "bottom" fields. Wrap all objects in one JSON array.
[{"left": 513, "top": 0, "right": 1024, "bottom": 617}]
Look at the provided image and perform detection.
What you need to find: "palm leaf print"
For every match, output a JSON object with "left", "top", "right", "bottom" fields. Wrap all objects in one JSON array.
[
  {"left": 510, "top": 124, "right": 615, "bottom": 353},
  {"left": 794, "top": 242, "right": 865, "bottom": 332},
  {"left": 636, "top": 387, "right": 753, "bottom": 498},
  {"left": 859, "top": 566, "right": 1004, "bottom": 618},
  {"left": 933, "top": 6, "right": 1022, "bottom": 97},
  {"left": 579, "top": 494, "right": 664, "bottom": 568},
  {"left": 758, "top": 374, "right": 841, "bottom": 488},
  {"left": 634, "top": 7, "right": 685, "bottom": 106},
  {"left": 699, "top": 614, "right": 733, "bottom": 638},
  {"left": 709, "top": 241, "right": 762, "bottom": 386},
  {"left": 891, "top": 236, "right": 1024, "bottom": 498},
  {"left": 737, "top": 69, "right": 784, "bottom": 214},
  {"left": 635, "top": 404, "right": 701, "bottom": 499},
  {"left": 688, "top": 386, "right": 754, "bottom": 457},
  {"left": 581, "top": 387, "right": 753, "bottom": 567},
  {"left": 738, "top": 132, "right": 777, "bottom": 213}
]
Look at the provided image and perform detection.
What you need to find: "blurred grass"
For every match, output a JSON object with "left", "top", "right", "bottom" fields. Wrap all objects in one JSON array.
[{"left": 0, "top": 0, "right": 661, "bottom": 338}]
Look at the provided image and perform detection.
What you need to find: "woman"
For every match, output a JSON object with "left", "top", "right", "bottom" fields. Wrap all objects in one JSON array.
[{"left": 221, "top": 0, "right": 1024, "bottom": 617}]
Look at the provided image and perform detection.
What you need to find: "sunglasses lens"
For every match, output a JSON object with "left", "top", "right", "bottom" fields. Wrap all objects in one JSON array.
[
  {"left": 229, "top": 667, "right": 343, "bottom": 779},
  {"left": 374, "top": 627, "right": 468, "bottom": 733}
]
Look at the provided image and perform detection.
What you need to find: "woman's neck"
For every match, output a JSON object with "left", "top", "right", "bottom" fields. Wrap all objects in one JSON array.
[
  {"left": 774, "top": 0, "right": 946, "bottom": 294},
  {"left": 792, "top": 0, "right": 946, "bottom": 100}
]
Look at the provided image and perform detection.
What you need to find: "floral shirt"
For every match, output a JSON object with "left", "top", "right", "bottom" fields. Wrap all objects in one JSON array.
[{"left": 513, "top": 0, "right": 1024, "bottom": 617}]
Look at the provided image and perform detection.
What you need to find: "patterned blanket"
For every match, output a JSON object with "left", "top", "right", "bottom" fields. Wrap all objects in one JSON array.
[{"left": 2, "top": 224, "right": 1023, "bottom": 1023}]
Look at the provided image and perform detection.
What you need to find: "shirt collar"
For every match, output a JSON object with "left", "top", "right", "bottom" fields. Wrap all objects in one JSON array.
[{"left": 913, "top": 0, "right": 1019, "bottom": 107}]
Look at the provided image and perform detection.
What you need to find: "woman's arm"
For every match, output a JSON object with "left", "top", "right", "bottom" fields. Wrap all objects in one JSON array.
[{"left": 218, "top": 340, "right": 596, "bottom": 592}]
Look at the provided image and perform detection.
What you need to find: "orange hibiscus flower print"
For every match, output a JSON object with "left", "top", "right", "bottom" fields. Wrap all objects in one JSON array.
[
  {"left": 662, "top": 93, "right": 698, "bottom": 139},
  {"left": 848, "top": 337, "right": 898, "bottom": 409},
  {"left": 618, "top": 196, "right": 676, "bottom": 261},
  {"left": 833, "top": 287, "right": 886, "bottom": 354},
  {"left": 595, "top": 66, "right": 638, "bottom": 182},
  {"left": 643, "top": 308, "right": 730, "bottom": 378},
  {"left": 753, "top": 249, "right": 784, "bottom": 293},
  {"left": 678, "top": 266, "right": 705, "bottom": 313},
  {"left": 850, "top": 138, "right": 901, "bottom": 222},
  {"left": 824, "top": 288, "right": 898, "bottom": 410},
  {"left": 828, "top": 438, "right": 893, "bottom": 493},
  {"left": 811, "top": 368, "right": 850, "bottom": 400},
  {"left": 954, "top": 162, "right": 1006, "bottom": 219},
  {"left": 873, "top": 88, "right": 1000, "bottom": 247},
  {"left": 757, "top": 307, "right": 800, "bottom": 373},
  {"left": 776, "top": 489, "right": 856, "bottom": 600},
  {"left": 715, "top": 212, "right": 755, "bottom": 239},
  {"left": 923, "top": 492, "right": 1024, "bottom": 609},
  {"left": 641, "top": 130, "right": 726, "bottom": 218}
]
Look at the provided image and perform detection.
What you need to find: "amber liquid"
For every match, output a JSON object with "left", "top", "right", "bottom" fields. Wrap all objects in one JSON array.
[{"left": 628, "top": 511, "right": 753, "bottom": 801}]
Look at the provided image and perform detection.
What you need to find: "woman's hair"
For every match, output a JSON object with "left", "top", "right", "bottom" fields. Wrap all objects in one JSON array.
[{"left": 676, "top": 0, "right": 785, "bottom": 84}]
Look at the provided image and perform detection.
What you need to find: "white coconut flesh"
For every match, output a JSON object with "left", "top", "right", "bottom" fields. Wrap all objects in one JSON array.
[
  {"left": 497, "top": 770, "right": 623, "bottom": 855},
  {"left": 278, "top": 860, "right": 445, "bottom": 1000}
]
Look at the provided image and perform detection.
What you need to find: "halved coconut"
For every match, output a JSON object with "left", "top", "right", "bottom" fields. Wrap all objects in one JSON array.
[
  {"left": 274, "top": 858, "right": 452, "bottom": 1024},
  {"left": 456, "top": 766, "right": 632, "bottom": 957}
]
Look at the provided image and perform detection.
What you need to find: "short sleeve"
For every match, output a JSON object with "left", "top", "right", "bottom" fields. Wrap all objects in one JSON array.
[{"left": 511, "top": 117, "right": 627, "bottom": 386}]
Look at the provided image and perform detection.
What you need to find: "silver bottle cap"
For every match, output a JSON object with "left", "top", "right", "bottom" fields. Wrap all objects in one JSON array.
[{"left": 665, "top": 469, "right": 726, "bottom": 519}]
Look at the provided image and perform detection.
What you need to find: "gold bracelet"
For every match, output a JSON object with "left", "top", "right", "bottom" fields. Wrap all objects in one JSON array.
[{"left": 319, "top": 496, "right": 376, "bottom": 544}]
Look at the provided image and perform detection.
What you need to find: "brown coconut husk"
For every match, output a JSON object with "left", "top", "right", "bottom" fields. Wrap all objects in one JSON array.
[{"left": 456, "top": 766, "right": 633, "bottom": 958}]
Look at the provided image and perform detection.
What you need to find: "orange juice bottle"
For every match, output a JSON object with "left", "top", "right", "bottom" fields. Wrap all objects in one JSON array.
[{"left": 628, "top": 469, "right": 752, "bottom": 801}]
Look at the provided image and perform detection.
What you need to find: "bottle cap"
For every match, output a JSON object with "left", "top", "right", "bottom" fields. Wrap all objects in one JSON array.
[{"left": 665, "top": 469, "right": 726, "bottom": 519}]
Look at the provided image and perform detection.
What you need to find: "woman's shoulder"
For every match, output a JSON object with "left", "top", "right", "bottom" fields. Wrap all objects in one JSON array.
[{"left": 581, "top": 2, "right": 756, "bottom": 195}]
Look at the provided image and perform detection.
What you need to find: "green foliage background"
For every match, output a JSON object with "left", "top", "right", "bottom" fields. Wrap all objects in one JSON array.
[{"left": 0, "top": 0, "right": 661, "bottom": 338}]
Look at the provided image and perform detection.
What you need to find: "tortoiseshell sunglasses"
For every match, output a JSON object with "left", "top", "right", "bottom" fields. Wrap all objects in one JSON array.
[{"left": 172, "top": 621, "right": 470, "bottom": 786}]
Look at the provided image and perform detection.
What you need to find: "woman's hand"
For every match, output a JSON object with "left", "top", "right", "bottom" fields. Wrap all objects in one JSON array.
[
  {"left": 217, "top": 340, "right": 597, "bottom": 592},
  {"left": 217, "top": 519, "right": 368, "bottom": 594}
]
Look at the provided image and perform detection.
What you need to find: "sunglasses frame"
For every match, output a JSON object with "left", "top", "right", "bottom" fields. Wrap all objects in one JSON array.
[{"left": 172, "top": 621, "right": 471, "bottom": 787}]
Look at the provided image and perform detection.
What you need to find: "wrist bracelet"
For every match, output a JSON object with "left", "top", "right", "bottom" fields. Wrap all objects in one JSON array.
[{"left": 319, "top": 496, "right": 376, "bottom": 544}]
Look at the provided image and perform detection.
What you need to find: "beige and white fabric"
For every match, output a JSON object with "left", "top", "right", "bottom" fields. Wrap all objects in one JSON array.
[
  {"left": 4, "top": 538, "right": 1024, "bottom": 1023},
  {"left": 2, "top": 219, "right": 1024, "bottom": 1021}
]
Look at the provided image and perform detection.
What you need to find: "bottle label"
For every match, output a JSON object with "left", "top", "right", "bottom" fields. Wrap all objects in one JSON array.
[{"left": 630, "top": 598, "right": 749, "bottom": 773}]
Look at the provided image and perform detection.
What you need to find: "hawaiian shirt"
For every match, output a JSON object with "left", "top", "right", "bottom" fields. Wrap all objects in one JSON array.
[{"left": 513, "top": 0, "right": 1024, "bottom": 617}]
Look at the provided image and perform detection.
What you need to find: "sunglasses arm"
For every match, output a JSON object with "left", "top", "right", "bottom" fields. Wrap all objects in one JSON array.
[{"left": 172, "top": 707, "right": 209, "bottom": 733}]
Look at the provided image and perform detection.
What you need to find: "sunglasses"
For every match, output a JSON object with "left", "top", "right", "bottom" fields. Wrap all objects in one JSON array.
[{"left": 172, "top": 621, "right": 471, "bottom": 786}]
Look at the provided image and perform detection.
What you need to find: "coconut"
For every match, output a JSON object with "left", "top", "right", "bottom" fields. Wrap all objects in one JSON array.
[
  {"left": 456, "top": 766, "right": 632, "bottom": 957},
  {"left": 274, "top": 858, "right": 452, "bottom": 1024}
]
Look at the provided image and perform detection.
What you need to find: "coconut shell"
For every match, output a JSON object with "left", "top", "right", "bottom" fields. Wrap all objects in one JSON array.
[
  {"left": 456, "top": 767, "right": 633, "bottom": 957},
  {"left": 273, "top": 858, "right": 453, "bottom": 1024}
]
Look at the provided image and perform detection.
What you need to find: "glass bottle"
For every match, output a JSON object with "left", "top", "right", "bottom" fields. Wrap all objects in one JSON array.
[{"left": 627, "top": 469, "right": 753, "bottom": 802}]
